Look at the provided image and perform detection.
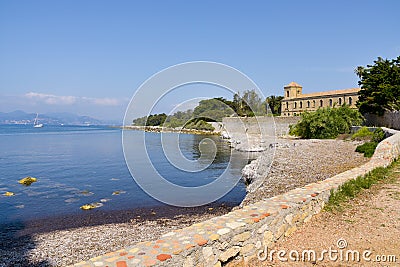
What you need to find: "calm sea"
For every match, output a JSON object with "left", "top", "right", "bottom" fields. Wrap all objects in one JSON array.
[{"left": 0, "top": 125, "right": 247, "bottom": 224}]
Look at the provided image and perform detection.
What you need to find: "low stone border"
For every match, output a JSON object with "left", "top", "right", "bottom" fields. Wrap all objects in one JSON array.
[{"left": 72, "top": 131, "right": 400, "bottom": 267}]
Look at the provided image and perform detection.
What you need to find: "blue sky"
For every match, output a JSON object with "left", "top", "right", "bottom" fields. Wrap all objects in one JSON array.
[{"left": 0, "top": 1, "right": 399, "bottom": 121}]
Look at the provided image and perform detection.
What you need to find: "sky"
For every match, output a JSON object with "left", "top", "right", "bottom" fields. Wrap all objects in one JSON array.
[{"left": 0, "top": 1, "right": 399, "bottom": 122}]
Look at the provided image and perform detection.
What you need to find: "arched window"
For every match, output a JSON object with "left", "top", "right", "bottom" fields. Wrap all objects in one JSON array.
[
  {"left": 307, "top": 101, "right": 310, "bottom": 108},
  {"left": 299, "top": 101, "right": 303, "bottom": 108},
  {"left": 339, "top": 98, "right": 342, "bottom": 105},
  {"left": 320, "top": 100, "right": 323, "bottom": 107},
  {"left": 287, "top": 91, "right": 290, "bottom": 97},
  {"left": 313, "top": 100, "right": 316, "bottom": 107},
  {"left": 294, "top": 102, "right": 297, "bottom": 109},
  {"left": 329, "top": 99, "right": 333, "bottom": 107},
  {"left": 349, "top": 97, "right": 353, "bottom": 106},
  {"left": 286, "top": 102, "right": 289, "bottom": 109}
]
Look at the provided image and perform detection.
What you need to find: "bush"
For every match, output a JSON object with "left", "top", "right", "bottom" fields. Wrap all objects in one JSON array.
[
  {"left": 372, "top": 127, "right": 385, "bottom": 143},
  {"left": 184, "top": 119, "right": 215, "bottom": 131},
  {"left": 289, "top": 105, "right": 364, "bottom": 139},
  {"left": 354, "top": 127, "right": 385, "bottom": 158},
  {"left": 351, "top": 126, "right": 373, "bottom": 140},
  {"left": 355, "top": 142, "right": 378, "bottom": 157}
]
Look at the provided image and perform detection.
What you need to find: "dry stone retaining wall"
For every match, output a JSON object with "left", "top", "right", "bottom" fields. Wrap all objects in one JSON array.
[
  {"left": 364, "top": 111, "right": 400, "bottom": 130},
  {"left": 73, "top": 130, "right": 400, "bottom": 267}
]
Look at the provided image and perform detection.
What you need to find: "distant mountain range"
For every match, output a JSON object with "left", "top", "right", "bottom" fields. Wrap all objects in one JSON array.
[{"left": 0, "top": 110, "right": 119, "bottom": 125}]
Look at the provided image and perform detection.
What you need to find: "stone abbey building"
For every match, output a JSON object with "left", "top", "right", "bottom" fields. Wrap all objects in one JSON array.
[{"left": 280, "top": 82, "right": 360, "bottom": 116}]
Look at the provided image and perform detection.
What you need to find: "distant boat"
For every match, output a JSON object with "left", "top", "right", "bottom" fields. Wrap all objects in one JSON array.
[{"left": 33, "top": 113, "right": 43, "bottom": 128}]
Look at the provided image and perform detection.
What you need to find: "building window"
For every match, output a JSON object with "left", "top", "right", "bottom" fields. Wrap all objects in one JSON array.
[
  {"left": 287, "top": 91, "right": 289, "bottom": 97},
  {"left": 329, "top": 99, "right": 333, "bottom": 107},
  {"left": 320, "top": 100, "right": 323, "bottom": 107},
  {"left": 299, "top": 101, "right": 303, "bottom": 108},
  {"left": 349, "top": 97, "right": 352, "bottom": 106},
  {"left": 286, "top": 102, "right": 288, "bottom": 109},
  {"left": 313, "top": 100, "right": 316, "bottom": 107},
  {"left": 294, "top": 102, "right": 297, "bottom": 109},
  {"left": 307, "top": 101, "right": 310, "bottom": 108},
  {"left": 339, "top": 98, "right": 342, "bottom": 105}
]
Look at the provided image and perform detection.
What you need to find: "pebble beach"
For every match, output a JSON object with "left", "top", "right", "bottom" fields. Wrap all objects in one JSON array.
[{"left": 0, "top": 138, "right": 368, "bottom": 267}]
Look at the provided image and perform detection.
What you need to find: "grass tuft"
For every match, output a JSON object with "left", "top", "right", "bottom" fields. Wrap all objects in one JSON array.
[{"left": 324, "top": 164, "right": 392, "bottom": 212}]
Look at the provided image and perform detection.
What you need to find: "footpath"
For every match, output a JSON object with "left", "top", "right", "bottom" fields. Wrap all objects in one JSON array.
[{"left": 240, "top": 160, "right": 400, "bottom": 267}]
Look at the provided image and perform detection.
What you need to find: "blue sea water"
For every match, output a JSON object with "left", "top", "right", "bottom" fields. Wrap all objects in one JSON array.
[{"left": 0, "top": 125, "right": 247, "bottom": 224}]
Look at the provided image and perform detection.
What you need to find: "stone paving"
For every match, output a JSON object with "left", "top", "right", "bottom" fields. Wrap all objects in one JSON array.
[{"left": 71, "top": 131, "right": 400, "bottom": 267}]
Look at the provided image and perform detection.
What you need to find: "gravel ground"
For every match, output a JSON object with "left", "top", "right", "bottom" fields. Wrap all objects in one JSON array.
[
  {"left": 240, "top": 138, "right": 369, "bottom": 206},
  {"left": 0, "top": 138, "right": 369, "bottom": 267}
]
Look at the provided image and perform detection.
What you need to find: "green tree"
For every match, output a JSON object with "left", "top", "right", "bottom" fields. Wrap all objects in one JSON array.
[
  {"left": 163, "top": 110, "right": 193, "bottom": 128},
  {"left": 289, "top": 105, "right": 364, "bottom": 139},
  {"left": 356, "top": 56, "right": 400, "bottom": 115},
  {"left": 193, "top": 98, "right": 234, "bottom": 121},
  {"left": 132, "top": 115, "right": 148, "bottom": 126},
  {"left": 241, "top": 89, "right": 264, "bottom": 116},
  {"left": 232, "top": 92, "right": 243, "bottom": 116},
  {"left": 265, "top": 95, "right": 284, "bottom": 115},
  {"left": 145, "top": 113, "right": 167, "bottom": 126}
]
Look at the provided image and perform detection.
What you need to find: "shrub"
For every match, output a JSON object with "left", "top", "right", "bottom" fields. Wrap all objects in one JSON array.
[
  {"left": 184, "top": 119, "right": 215, "bottom": 131},
  {"left": 355, "top": 142, "right": 378, "bottom": 157},
  {"left": 351, "top": 126, "right": 373, "bottom": 140},
  {"left": 354, "top": 127, "right": 385, "bottom": 157},
  {"left": 289, "top": 105, "right": 364, "bottom": 139},
  {"left": 372, "top": 127, "right": 385, "bottom": 143}
]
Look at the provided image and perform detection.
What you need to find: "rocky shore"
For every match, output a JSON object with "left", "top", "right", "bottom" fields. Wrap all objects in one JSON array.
[
  {"left": 0, "top": 137, "right": 369, "bottom": 267},
  {"left": 121, "top": 125, "right": 219, "bottom": 135}
]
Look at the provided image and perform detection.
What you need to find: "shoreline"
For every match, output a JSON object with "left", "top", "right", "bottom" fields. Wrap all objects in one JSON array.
[
  {"left": 0, "top": 202, "right": 238, "bottom": 236},
  {"left": 0, "top": 138, "right": 370, "bottom": 266},
  {"left": 118, "top": 125, "right": 220, "bottom": 135}
]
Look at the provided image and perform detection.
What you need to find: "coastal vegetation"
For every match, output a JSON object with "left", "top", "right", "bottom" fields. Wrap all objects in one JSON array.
[
  {"left": 353, "top": 127, "right": 385, "bottom": 157},
  {"left": 265, "top": 95, "right": 284, "bottom": 115},
  {"left": 355, "top": 56, "right": 400, "bottom": 115},
  {"left": 132, "top": 89, "right": 275, "bottom": 130},
  {"left": 288, "top": 105, "right": 364, "bottom": 139},
  {"left": 351, "top": 126, "right": 373, "bottom": 140}
]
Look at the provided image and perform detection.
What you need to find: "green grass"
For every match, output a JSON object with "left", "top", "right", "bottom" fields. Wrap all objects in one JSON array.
[{"left": 324, "top": 164, "right": 394, "bottom": 212}]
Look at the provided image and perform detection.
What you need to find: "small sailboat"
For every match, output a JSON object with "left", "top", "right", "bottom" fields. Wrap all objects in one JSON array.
[{"left": 33, "top": 113, "right": 44, "bottom": 128}]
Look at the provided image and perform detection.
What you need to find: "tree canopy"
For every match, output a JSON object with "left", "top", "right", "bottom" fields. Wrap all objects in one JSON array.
[
  {"left": 265, "top": 95, "right": 284, "bottom": 115},
  {"left": 289, "top": 105, "right": 364, "bottom": 139},
  {"left": 193, "top": 98, "right": 234, "bottom": 121},
  {"left": 356, "top": 56, "right": 400, "bottom": 115},
  {"left": 131, "top": 90, "right": 279, "bottom": 130}
]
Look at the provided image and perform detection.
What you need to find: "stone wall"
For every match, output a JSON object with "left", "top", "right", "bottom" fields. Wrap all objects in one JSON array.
[
  {"left": 74, "top": 130, "right": 400, "bottom": 267},
  {"left": 273, "top": 117, "right": 300, "bottom": 136},
  {"left": 364, "top": 111, "right": 400, "bottom": 130}
]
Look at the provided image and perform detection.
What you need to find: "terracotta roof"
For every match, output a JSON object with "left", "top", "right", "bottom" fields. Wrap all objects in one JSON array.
[
  {"left": 284, "top": 81, "right": 302, "bottom": 88},
  {"left": 299, "top": 88, "right": 360, "bottom": 98}
]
